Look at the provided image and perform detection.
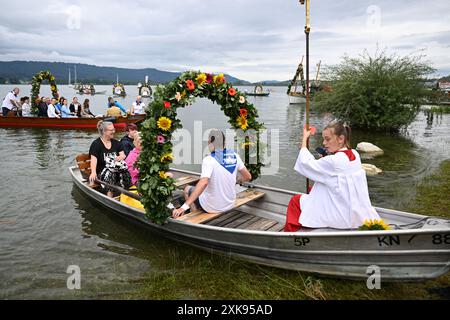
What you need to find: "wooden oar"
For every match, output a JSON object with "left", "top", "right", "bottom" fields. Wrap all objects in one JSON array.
[
  {"left": 93, "top": 178, "right": 176, "bottom": 210},
  {"left": 94, "top": 178, "right": 142, "bottom": 201}
]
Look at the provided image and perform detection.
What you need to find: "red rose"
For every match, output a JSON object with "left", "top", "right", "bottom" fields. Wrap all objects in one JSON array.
[
  {"left": 228, "top": 88, "right": 236, "bottom": 96},
  {"left": 186, "top": 79, "right": 195, "bottom": 91},
  {"left": 206, "top": 73, "right": 213, "bottom": 84},
  {"left": 164, "top": 101, "right": 171, "bottom": 109},
  {"left": 240, "top": 108, "right": 248, "bottom": 117}
]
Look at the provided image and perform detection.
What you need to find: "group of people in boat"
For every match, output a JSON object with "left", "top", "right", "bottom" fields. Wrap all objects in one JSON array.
[
  {"left": 1, "top": 87, "right": 147, "bottom": 118},
  {"left": 87, "top": 118, "right": 380, "bottom": 231}
]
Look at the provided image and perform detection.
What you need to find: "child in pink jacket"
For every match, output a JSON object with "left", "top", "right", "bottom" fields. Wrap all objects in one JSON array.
[{"left": 125, "top": 133, "right": 141, "bottom": 186}]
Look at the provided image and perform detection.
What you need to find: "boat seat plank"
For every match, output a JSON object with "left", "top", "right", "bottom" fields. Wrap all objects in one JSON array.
[
  {"left": 174, "top": 175, "right": 201, "bottom": 188},
  {"left": 175, "top": 189, "right": 265, "bottom": 224}
]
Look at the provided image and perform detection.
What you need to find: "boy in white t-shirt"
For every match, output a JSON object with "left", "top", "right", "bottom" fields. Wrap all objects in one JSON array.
[{"left": 172, "top": 129, "right": 252, "bottom": 218}]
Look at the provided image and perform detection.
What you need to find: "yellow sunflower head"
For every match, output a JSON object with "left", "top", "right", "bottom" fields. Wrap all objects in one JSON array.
[
  {"left": 160, "top": 153, "right": 174, "bottom": 163},
  {"left": 359, "top": 219, "right": 391, "bottom": 231},
  {"left": 157, "top": 117, "right": 172, "bottom": 131},
  {"left": 158, "top": 171, "right": 168, "bottom": 179},
  {"left": 213, "top": 73, "right": 225, "bottom": 85},
  {"left": 196, "top": 73, "right": 207, "bottom": 86},
  {"left": 236, "top": 115, "right": 248, "bottom": 131}
]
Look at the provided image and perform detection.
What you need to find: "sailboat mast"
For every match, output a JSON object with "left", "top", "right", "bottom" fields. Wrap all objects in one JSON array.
[
  {"left": 74, "top": 65, "right": 77, "bottom": 84},
  {"left": 68, "top": 68, "right": 71, "bottom": 86}
]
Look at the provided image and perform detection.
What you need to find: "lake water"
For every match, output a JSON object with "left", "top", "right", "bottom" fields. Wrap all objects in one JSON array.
[{"left": 0, "top": 84, "right": 449, "bottom": 298}]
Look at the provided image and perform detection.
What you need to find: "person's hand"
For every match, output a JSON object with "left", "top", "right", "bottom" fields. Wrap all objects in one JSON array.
[
  {"left": 89, "top": 172, "right": 97, "bottom": 185},
  {"left": 303, "top": 125, "right": 316, "bottom": 139},
  {"left": 172, "top": 207, "right": 186, "bottom": 218},
  {"left": 301, "top": 125, "right": 316, "bottom": 148}
]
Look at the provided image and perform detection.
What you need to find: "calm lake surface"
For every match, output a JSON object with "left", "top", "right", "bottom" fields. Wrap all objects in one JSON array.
[{"left": 0, "top": 85, "right": 449, "bottom": 298}]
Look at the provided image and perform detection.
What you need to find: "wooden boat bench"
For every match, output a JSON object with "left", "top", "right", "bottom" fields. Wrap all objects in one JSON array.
[
  {"left": 76, "top": 153, "right": 100, "bottom": 188},
  {"left": 175, "top": 189, "right": 265, "bottom": 224}
]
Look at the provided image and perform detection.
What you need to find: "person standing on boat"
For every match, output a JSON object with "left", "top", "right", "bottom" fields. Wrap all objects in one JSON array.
[
  {"left": 89, "top": 120, "right": 130, "bottom": 197},
  {"left": 284, "top": 121, "right": 380, "bottom": 232},
  {"left": 120, "top": 123, "right": 138, "bottom": 157},
  {"left": 2, "top": 87, "right": 21, "bottom": 116},
  {"left": 130, "top": 96, "right": 145, "bottom": 115},
  {"left": 172, "top": 129, "right": 252, "bottom": 218}
]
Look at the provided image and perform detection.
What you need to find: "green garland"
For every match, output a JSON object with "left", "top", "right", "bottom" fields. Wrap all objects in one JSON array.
[
  {"left": 139, "top": 70, "right": 265, "bottom": 224},
  {"left": 31, "top": 71, "right": 59, "bottom": 115},
  {"left": 113, "top": 83, "right": 126, "bottom": 96}
]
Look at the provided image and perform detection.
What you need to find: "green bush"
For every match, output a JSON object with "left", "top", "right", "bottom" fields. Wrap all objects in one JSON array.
[{"left": 314, "top": 50, "right": 435, "bottom": 131}]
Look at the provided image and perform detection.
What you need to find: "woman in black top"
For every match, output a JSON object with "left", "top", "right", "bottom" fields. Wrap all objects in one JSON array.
[{"left": 89, "top": 120, "right": 130, "bottom": 197}]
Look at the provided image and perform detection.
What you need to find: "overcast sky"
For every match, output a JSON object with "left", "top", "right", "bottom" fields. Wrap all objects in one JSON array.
[{"left": 1, "top": 0, "right": 449, "bottom": 82}]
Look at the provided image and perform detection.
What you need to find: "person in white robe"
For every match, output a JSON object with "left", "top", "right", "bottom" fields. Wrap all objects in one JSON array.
[{"left": 284, "top": 121, "right": 380, "bottom": 232}]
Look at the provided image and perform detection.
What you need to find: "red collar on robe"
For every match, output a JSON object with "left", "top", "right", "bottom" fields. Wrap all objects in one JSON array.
[{"left": 334, "top": 149, "right": 356, "bottom": 161}]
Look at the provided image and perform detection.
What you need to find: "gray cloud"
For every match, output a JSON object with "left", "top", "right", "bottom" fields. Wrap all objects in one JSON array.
[{"left": 1, "top": 0, "right": 449, "bottom": 81}]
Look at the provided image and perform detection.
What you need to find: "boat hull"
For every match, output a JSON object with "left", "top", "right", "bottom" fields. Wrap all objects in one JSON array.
[
  {"left": 289, "top": 94, "right": 306, "bottom": 104},
  {"left": 246, "top": 93, "right": 270, "bottom": 97},
  {"left": 0, "top": 115, "right": 145, "bottom": 130},
  {"left": 69, "top": 166, "right": 450, "bottom": 281}
]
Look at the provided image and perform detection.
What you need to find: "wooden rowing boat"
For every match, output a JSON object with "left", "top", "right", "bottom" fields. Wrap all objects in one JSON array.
[
  {"left": 0, "top": 114, "right": 145, "bottom": 130},
  {"left": 69, "top": 165, "right": 450, "bottom": 281}
]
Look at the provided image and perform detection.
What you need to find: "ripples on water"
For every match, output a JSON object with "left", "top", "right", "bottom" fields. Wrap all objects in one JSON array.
[{"left": 0, "top": 85, "right": 449, "bottom": 298}]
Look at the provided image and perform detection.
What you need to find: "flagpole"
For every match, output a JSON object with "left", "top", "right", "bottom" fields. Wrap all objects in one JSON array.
[{"left": 300, "top": 0, "right": 311, "bottom": 194}]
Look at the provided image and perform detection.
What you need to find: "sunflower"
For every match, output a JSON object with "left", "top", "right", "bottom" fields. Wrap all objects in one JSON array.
[
  {"left": 196, "top": 73, "right": 207, "bottom": 86},
  {"left": 358, "top": 219, "right": 391, "bottom": 231},
  {"left": 158, "top": 171, "right": 168, "bottom": 179},
  {"left": 236, "top": 115, "right": 248, "bottom": 131},
  {"left": 160, "top": 153, "right": 173, "bottom": 163},
  {"left": 213, "top": 73, "right": 225, "bottom": 85},
  {"left": 157, "top": 117, "right": 172, "bottom": 131}
]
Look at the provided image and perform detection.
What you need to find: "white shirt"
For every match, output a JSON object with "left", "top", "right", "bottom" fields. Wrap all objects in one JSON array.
[
  {"left": 199, "top": 152, "right": 245, "bottom": 213},
  {"left": 2, "top": 92, "right": 19, "bottom": 110},
  {"left": 295, "top": 148, "right": 380, "bottom": 229},
  {"left": 47, "top": 104, "right": 58, "bottom": 118},
  {"left": 132, "top": 101, "right": 145, "bottom": 114},
  {"left": 22, "top": 103, "right": 31, "bottom": 117}
]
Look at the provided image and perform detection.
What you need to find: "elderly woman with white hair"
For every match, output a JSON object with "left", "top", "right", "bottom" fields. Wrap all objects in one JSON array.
[{"left": 89, "top": 120, "right": 131, "bottom": 197}]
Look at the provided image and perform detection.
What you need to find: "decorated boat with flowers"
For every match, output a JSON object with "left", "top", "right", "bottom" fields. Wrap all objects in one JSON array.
[
  {"left": 70, "top": 164, "right": 450, "bottom": 281},
  {"left": 245, "top": 85, "right": 270, "bottom": 97},
  {"left": 0, "top": 114, "right": 145, "bottom": 130},
  {"left": 138, "top": 76, "right": 153, "bottom": 98},
  {"left": 69, "top": 69, "right": 449, "bottom": 281}
]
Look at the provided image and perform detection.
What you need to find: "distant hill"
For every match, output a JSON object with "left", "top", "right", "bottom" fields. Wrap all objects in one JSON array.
[
  {"left": 253, "top": 80, "right": 290, "bottom": 86},
  {"left": 0, "top": 61, "right": 251, "bottom": 85}
]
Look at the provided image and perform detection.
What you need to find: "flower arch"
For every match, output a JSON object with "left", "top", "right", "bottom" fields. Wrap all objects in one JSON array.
[
  {"left": 139, "top": 71, "right": 264, "bottom": 224},
  {"left": 31, "top": 71, "right": 59, "bottom": 115}
]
